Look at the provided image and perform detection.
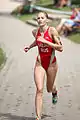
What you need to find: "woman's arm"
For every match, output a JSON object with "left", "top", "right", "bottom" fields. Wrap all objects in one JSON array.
[
  {"left": 37, "top": 27, "right": 63, "bottom": 52},
  {"left": 29, "top": 40, "right": 37, "bottom": 49},
  {"left": 50, "top": 27, "right": 63, "bottom": 52},
  {"left": 24, "top": 40, "right": 37, "bottom": 52},
  {"left": 24, "top": 29, "right": 37, "bottom": 52},
  {"left": 29, "top": 29, "right": 38, "bottom": 49}
]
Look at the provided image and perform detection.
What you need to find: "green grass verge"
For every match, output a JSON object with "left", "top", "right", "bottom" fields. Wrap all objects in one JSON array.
[
  {"left": 16, "top": 13, "right": 36, "bottom": 22},
  {"left": 36, "top": 0, "right": 71, "bottom": 11},
  {"left": 68, "top": 33, "right": 80, "bottom": 44},
  {"left": 0, "top": 48, "right": 6, "bottom": 70}
]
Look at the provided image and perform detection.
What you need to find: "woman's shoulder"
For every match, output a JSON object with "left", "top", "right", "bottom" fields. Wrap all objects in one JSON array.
[
  {"left": 32, "top": 28, "right": 39, "bottom": 37},
  {"left": 49, "top": 26, "right": 56, "bottom": 30},
  {"left": 49, "top": 26, "right": 58, "bottom": 35}
]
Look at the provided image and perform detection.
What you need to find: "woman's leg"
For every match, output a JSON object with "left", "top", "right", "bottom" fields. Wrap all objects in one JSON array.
[
  {"left": 62, "top": 24, "right": 72, "bottom": 36},
  {"left": 34, "top": 61, "right": 45, "bottom": 119},
  {"left": 59, "top": 0, "right": 68, "bottom": 8},
  {"left": 56, "top": 18, "right": 68, "bottom": 34},
  {"left": 46, "top": 62, "right": 58, "bottom": 93}
]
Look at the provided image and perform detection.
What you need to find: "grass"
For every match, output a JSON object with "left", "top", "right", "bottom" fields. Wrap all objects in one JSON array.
[
  {"left": 0, "top": 48, "right": 6, "bottom": 70},
  {"left": 36, "top": 0, "right": 52, "bottom": 6},
  {"left": 16, "top": 13, "right": 34, "bottom": 22},
  {"left": 36, "top": 0, "right": 71, "bottom": 11},
  {"left": 68, "top": 33, "right": 80, "bottom": 44},
  {"left": 17, "top": 12, "right": 38, "bottom": 22}
]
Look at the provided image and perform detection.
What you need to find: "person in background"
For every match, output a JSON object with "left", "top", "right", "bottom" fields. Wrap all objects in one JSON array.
[
  {"left": 56, "top": 7, "right": 78, "bottom": 34},
  {"left": 61, "top": 7, "right": 80, "bottom": 35},
  {"left": 12, "top": 0, "right": 32, "bottom": 15},
  {"left": 53, "top": 0, "right": 59, "bottom": 6},
  {"left": 56, "top": 0, "right": 69, "bottom": 8}
]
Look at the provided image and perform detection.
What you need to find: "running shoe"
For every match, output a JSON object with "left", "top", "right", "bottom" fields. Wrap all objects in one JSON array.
[
  {"left": 35, "top": 116, "right": 41, "bottom": 120},
  {"left": 52, "top": 91, "right": 58, "bottom": 104}
]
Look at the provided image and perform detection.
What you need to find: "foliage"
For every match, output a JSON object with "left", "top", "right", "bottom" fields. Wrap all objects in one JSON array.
[
  {"left": 0, "top": 48, "right": 6, "bottom": 70},
  {"left": 71, "top": 0, "right": 80, "bottom": 5}
]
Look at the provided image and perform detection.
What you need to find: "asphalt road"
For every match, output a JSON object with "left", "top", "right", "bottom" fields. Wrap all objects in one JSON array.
[
  {"left": 0, "top": 15, "right": 80, "bottom": 120},
  {"left": 0, "top": 0, "right": 21, "bottom": 13}
]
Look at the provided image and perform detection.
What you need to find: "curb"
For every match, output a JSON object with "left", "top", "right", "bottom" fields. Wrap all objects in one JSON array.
[{"left": 33, "top": 5, "right": 72, "bottom": 15}]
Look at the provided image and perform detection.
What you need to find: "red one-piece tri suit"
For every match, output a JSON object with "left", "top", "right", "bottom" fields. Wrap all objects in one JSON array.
[{"left": 36, "top": 27, "right": 56, "bottom": 71}]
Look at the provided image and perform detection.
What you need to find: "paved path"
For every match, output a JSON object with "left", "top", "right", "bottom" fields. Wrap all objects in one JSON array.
[{"left": 0, "top": 0, "right": 22, "bottom": 13}]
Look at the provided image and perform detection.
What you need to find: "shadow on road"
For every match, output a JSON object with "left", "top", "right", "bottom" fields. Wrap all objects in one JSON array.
[
  {"left": 0, "top": 113, "right": 52, "bottom": 120},
  {"left": 0, "top": 113, "right": 35, "bottom": 120}
]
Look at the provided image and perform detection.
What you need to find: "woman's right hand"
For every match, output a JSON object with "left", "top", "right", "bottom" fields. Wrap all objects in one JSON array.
[{"left": 24, "top": 46, "right": 30, "bottom": 52}]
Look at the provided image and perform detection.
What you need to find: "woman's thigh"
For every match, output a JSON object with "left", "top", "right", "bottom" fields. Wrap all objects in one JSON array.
[
  {"left": 34, "top": 61, "right": 46, "bottom": 91},
  {"left": 46, "top": 62, "right": 58, "bottom": 92}
]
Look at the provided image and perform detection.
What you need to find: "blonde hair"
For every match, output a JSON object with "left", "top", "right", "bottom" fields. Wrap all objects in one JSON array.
[{"left": 38, "top": 11, "right": 48, "bottom": 18}]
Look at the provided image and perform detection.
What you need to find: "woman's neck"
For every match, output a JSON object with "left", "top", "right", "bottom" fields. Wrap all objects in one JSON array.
[{"left": 39, "top": 25, "right": 48, "bottom": 33}]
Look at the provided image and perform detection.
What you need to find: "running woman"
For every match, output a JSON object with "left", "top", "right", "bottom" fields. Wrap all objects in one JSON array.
[{"left": 24, "top": 11, "right": 63, "bottom": 120}]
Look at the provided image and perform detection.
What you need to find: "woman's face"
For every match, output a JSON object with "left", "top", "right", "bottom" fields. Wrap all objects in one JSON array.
[{"left": 37, "top": 12, "right": 47, "bottom": 27}]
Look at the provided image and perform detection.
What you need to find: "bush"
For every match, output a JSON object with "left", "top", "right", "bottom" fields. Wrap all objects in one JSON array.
[
  {"left": 71, "top": 0, "right": 80, "bottom": 5},
  {"left": 0, "top": 48, "right": 6, "bottom": 69}
]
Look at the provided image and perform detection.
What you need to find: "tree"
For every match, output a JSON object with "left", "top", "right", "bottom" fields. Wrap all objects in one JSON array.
[{"left": 71, "top": 0, "right": 80, "bottom": 5}]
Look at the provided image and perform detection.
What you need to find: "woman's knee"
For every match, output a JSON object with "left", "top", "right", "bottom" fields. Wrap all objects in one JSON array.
[{"left": 36, "top": 88, "right": 43, "bottom": 95}]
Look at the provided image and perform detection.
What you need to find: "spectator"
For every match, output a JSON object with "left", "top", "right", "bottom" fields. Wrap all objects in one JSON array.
[
  {"left": 62, "top": 8, "right": 80, "bottom": 35},
  {"left": 12, "top": 0, "right": 32, "bottom": 15},
  {"left": 53, "top": 0, "right": 59, "bottom": 6},
  {"left": 56, "top": 7, "right": 78, "bottom": 34},
  {"left": 56, "top": 0, "right": 69, "bottom": 8}
]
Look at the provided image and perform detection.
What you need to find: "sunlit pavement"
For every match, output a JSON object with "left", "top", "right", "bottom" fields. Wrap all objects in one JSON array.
[{"left": 0, "top": 0, "right": 21, "bottom": 13}]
